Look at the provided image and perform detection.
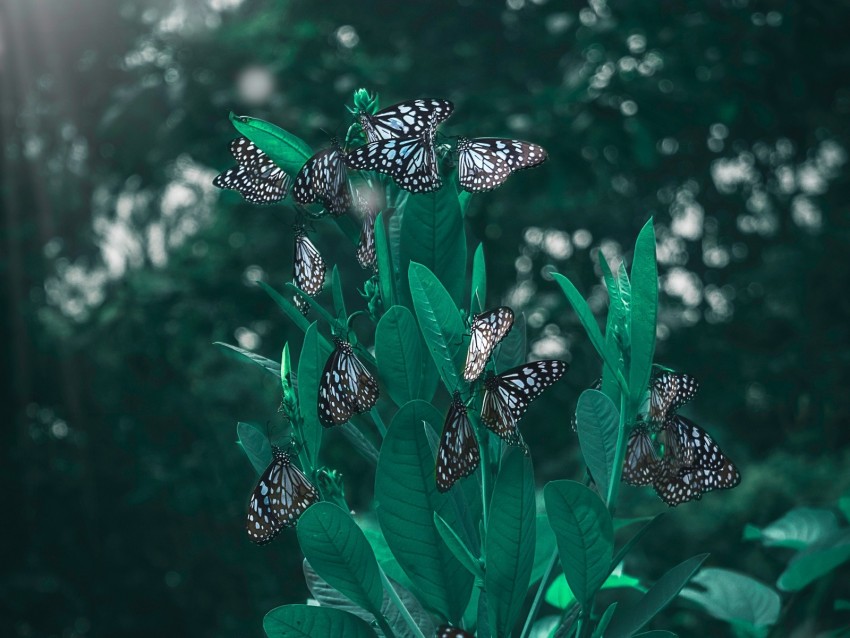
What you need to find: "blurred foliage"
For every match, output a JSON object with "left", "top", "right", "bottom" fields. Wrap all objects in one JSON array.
[{"left": 1, "top": 0, "right": 849, "bottom": 636}]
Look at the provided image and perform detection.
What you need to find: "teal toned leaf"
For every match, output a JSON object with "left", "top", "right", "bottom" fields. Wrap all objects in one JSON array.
[
  {"left": 237, "top": 421, "right": 272, "bottom": 475},
  {"left": 458, "top": 188, "right": 473, "bottom": 217},
  {"left": 592, "top": 602, "right": 618, "bottom": 638},
  {"left": 530, "top": 615, "right": 560, "bottom": 638},
  {"left": 263, "top": 604, "right": 376, "bottom": 638},
  {"left": 434, "top": 513, "right": 483, "bottom": 579},
  {"left": 486, "top": 449, "right": 536, "bottom": 637},
  {"left": 399, "top": 179, "right": 467, "bottom": 304},
  {"left": 299, "top": 323, "right": 331, "bottom": 468},
  {"left": 743, "top": 508, "right": 839, "bottom": 550},
  {"left": 374, "top": 212, "right": 397, "bottom": 309},
  {"left": 408, "top": 263, "right": 465, "bottom": 391},
  {"left": 598, "top": 253, "right": 626, "bottom": 406},
  {"left": 633, "top": 632, "right": 677, "bottom": 638},
  {"left": 777, "top": 531, "right": 850, "bottom": 591},
  {"left": 376, "top": 306, "right": 423, "bottom": 407},
  {"left": 545, "top": 570, "right": 645, "bottom": 609},
  {"left": 552, "top": 273, "right": 622, "bottom": 385},
  {"left": 230, "top": 113, "right": 313, "bottom": 177},
  {"left": 605, "top": 553, "right": 708, "bottom": 638},
  {"left": 297, "top": 503, "right": 383, "bottom": 616},
  {"left": 471, "top": 243, "right": 487, "bottom": 314},
  {"left": 680, "top": 568, "right": 780, "bottom": 630},
  {"left": 531, "top": 515, "right": 556, "bottom": 584},
  {"left": 628, "top": 219, "right": 657, "bottom": 410},
  {"left": 331, "top": 265, "right": 347, "bottom": 320},
  {"left": 836, "top": 600, "right": 850, "bottom": 611},
  {"left": 281, "top": 342, "right": 294, "bottom": 396},
  {"left": 544, "top": 480, "right": 614, "bottom": 610},
  {"left": 286, "top": 283, "right": 341, "bottom": 331},
  {"left": 575, "top": 390, "right": 620, "bottom": 502},
  {"left": 375, "top": 400, "right": 474, "bottom": 622},
  {"left": 214, "top": 342, "right": 281, "bottom": 378},
  {"left": 839, "top": 497, "right": 850, "bottom": 524}
]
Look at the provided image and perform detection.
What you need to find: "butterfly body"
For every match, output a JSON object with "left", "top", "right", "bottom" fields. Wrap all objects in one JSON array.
[
  {"left": 436, "top": 391, "right": 480, "bottom": 493},
  {"left": 246, "top": 447, "right": 319, "bottom": 545},
  {"left": 214, "top": 137, "right": 290, "bottom": 204},
  {"left": 463, "top": 307, "right": 515, "bottom": 381},
  {"left": 318, "top": 337, "right": 379, "bottom": 426},
  {"left": 293, "top": 141, "right": 352, "bottom": 216},
  {"left": 457, "top": 137, "right": 547, "bottom": 192}
]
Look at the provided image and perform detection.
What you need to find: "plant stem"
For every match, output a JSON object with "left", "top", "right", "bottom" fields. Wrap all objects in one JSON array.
[
  {"left": 371, "top": 407, "right": 387, "bottom": 438},
  {"left": 605, "top": 392, "right": 630, "bottom": 510},
  {"left": 519, "top": 550, "right": 558, "bottom": 638},
  {"left": 378, "top": 564, "right": 426, "bottom": 638},
  {"left": 477, "top": 426, "right": 490, "bottom": 536}
]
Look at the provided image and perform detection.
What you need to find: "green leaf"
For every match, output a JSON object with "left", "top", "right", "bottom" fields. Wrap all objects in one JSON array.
[
  {"left": 546, "top": 570, "right": 645, "bottom": 610},
  {"left": 634, "top": 632, "right": 677, "bottom": 638},
  {"left": 214, "top": 342, "right": 281, "bottom": 378},
  {"left": 628, "top": 219, "right": 658, "bottom": 409},
  {"left": 777, "top": 531, "right": 850, "bottom": 591},
  {"left": 592, "top": 602, "right": 618, "bottom": 638},
  {"left": 408, "top": 263, "right": 465, "bottom": 391},
  {"left": 680, "top": 568, "right": 780, "bottom": 630},
  {"left": 470, "top": 243, "right": 487, "bottom": 314},
  {"left": 376, "top": 306, "right": 423, "bottom": 407},
  {"left": 531, "top": 515, "right": 556, "bottom": 585},
  {"left": 839, "top": 496, "right": 850, "bottom": 525},
  {"left": 743, "top": 508, "right": 839, "bottom": 550},
  {"left": 297, "top": 503, "right": 384, "bottom": 616},
  {"left": 230, "top": 113, "right": 313, "bottom": 178},
  {"left": 574, "top": 390, "right": 620, "bottom": 501},
  {"left": 543, "top": 480, "right": 614, "bottom": 610},
  {"left": 399, "top": 180, "right": 467, "bottom": 305},
  {"left": 375, "top": 400, "right": 474, "bottom": 622},
  {"left": 263, "top": 605, "right": 377, "bottom": 638},
  {"left": 598, "top": 254, "right": 626, "bottom": 406},
  {"left": 605, "top": 553, "right": 709, "bottom": 638},
  {"left": 374, "top": 212, "right": 397, "bottom": 309},
  {"left": 299, "top": 323, "right": 331, "bottom": 468},
  {"left": 286, "top": 283, "right": 341, "bottom": 331},
  {"left": 434, "top": 512, "right": 484, "bottom": 579},
  {"left": 552, "top": 273, "right": 623, "bottom": 387},
  {"left": 486, "top": 448, "right": 537, "bottom": 637},
  {"left": 281, "top": 342, "right": 294, "bottom": 395},
  {"left": 458, "top": 188, "right": 473, "bottom": 217},
  {"left": 237, "top": 421, "right": 272, "bottom": 474},
  {"left": 494, "top": 312, "right": 527, "bottom": 371},
  {"left": 836, "top": 599, "right": 850, "bottom": 611},
  {"left": 331, "top": 265, "right": 347, "bottom": 320}
]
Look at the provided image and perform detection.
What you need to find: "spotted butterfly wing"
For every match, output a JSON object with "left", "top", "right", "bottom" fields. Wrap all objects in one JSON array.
[
  {"left": 214, "top": 137, "right": 291, "bottom": 204},
  {"left": 346, "top": 119, "right": 441, "bottom": 193},
  {"left": 481, "top": 360, "right": 568, "bottom": 445},
  {"left": 292, "top": 143, "right": 351, "bottom": 216},
  {"left": 622, "top": 425, "right": 662, "bottom": 486},
  {"left": 435, "top": 626, "right": 474, "bottom": 638},
  {"left": 355, "top": 193, "right": 378, "bottom": 271},
  {"left": 358, "top": 98, "right": 454, "bottom": 142},
  {"left": 246, "top": 447, "right": 320, "bottom": 544},
  {"left": 457, "top": 137, "right": 547, "bottom": 193},
  {"left": 648, "top": 371, "right": 699, "bottom": 422},
  {"left": 463, "top": 306, "right": 515, "bottom": 381},
  {"left": 436, "top": 392, "right": 480, "bottom": 493},
  {"left": 318, "top": 338, "right": 380, "bottom": 426},
  {"left": 292, "top": 227, "right": 326, "bottom": 315}
]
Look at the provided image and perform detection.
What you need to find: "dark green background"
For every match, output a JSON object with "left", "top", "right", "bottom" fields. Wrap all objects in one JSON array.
[{"left": 2, "top": 0, "right": 849, "bottom": 636}]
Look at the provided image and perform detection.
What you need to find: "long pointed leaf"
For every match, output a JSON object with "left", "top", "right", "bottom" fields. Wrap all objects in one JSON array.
[
  {"left": 263, "top": 605, "right": 377, "bottom": 638},
  {"left": 575, "top": 390, "right": 619, "bottom": 500},
  {"left": 628, "top": 219, "right": 658, "bottom": 408}
]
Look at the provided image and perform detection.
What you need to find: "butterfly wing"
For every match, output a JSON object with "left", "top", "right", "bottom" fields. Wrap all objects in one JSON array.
[
  {"left": 436, "top": 396, "right": 480, "bottom": 492},
  {"left": 648, "top": 372, "right": 699, "bottom": 422},
  {"left": 275, "top": 454, "right": 321, "bottom": 527},
  {"left": 457, "top": 137, "right": 548, "bottom": 193},
  {"left": 463, "top": 307, "right": 515, "bottom": 381},
  {"left": 622, "top": 426, "right": 661, "bottom": 486},
  {"left": 293, "top": 231, "right": 327, "bottom": 297},
  {"left": 435, "top": 625, "right": 475, "bottom": 638},
  {"left": 355, "top": 195, "right": 378, "bottom": 271},
  {"left": 318, "top": 341, "right": 379, "bottom": 426},
  {"left": 293, "top": 147, "right": 351, "bottom": 216},
  {"left": 359, "top": 98, "right": 454, "bottom": 142},
  {"left": 346, "top": 123, "right": 441, "bottom": 193},
  {"left": 214, "top": 137, "right": 290, "bottom": 204}
]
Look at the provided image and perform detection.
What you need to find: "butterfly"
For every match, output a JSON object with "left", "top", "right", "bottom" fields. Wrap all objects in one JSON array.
[
  {"left": 293, "top": 227, "right": 326, "bottom": 316},
  {"left": 463, "top": 307, "right": 515, "bottom": 382},
  {"left": 622, "top": 425, "right": 662, "bottom": 486},
  {"left": 652, "top": 415, "right": 740, "bottom": 506},
  {"left": 481, "top": 360, "right": 568, "bottom": 448},
  {"left": 318, "top": 337, "right": 380, "bottom": 426},
  {"left": 456, "top": 137, "right": 548, "bottom": 193},
  {"left": 648, "top": 371, "right": 699, "bottom": 423},
  {"left": 354, "top": 193, "right": 378, "bottom": 271},
  {"left": 213, "top": 137, "right": 291, "bottom": 204},
  {"left": 246, "top": 446, "right": 320, "bottom": 545},
  {"left": 435, "top": 626, "right": 474, "bottom": 638},
  {"left": 358, "top": 98, "right": 454, "bottom": 143},
  {"left": 345, "top": 117, "right": 442, "bottom": 193},
  {"left": 292, "top": 141, "right": 352, "bottom": 216},
  {"left": 436, "top": 391, "right": 480, "bottom": 493}
]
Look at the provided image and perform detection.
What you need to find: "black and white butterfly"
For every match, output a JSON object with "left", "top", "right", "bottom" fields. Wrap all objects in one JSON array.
[
  {"left": 213, "top": 137, "right": 291, "bottom": 204},
  {"left": 652, "top": 415, "right": 740, "bottom": 506},
  {"left": 292, "top": 141, "right": 352, "bottom": 216},
  {"left": 345, "top": 118, "right": 442, "bottom": 193},
  {"left": 293, "top": 226, "right": 326, "bottom": 316},
  {"left": 246, "top": 446, "right": 319, "bottom": 545},
  {"left": 436, "top": 391, "right": 480, "bottom": 493},
  {"left": 622, "top": 425, "right": 662, "bottom": 486},
  {"left": 648, "top": 371, "right": 699, "bottom": 423},
  {"left": 456, "top": 137, "right": 548, "bottom": 193},
  {"left": 318, "top": 337, "right": 380, "bottom": 427},
  {"left": 358, "top": 98, "right": 454, "bottom": 143},
  {"left": 435, "top": 626, "right": 474, "bottom": 638},
  {"left": 463, "top": 306, "right": 515, "bottom": 382},
  {"left": 354, "top": 192, "right": 378, "bottom": 271},
  {"left": 481, "top": 360, "right": 568, "bottom": 448}
]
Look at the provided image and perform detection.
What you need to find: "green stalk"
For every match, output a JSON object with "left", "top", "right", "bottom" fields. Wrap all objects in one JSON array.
[
  {"left": 605, "top": 392, "right": 630, "bottom": 510},
  {"left": 371, "top": 407, "right": 387, "bottom": 438},
  {"left": 477, "top": 426, "right": 490, "bottom": 536},
  {"left": 378, "top": 563, "right": 426, "bottom": 638},
  {"left": 519, "top": 550, "right": 558, "bottom": 638}
]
